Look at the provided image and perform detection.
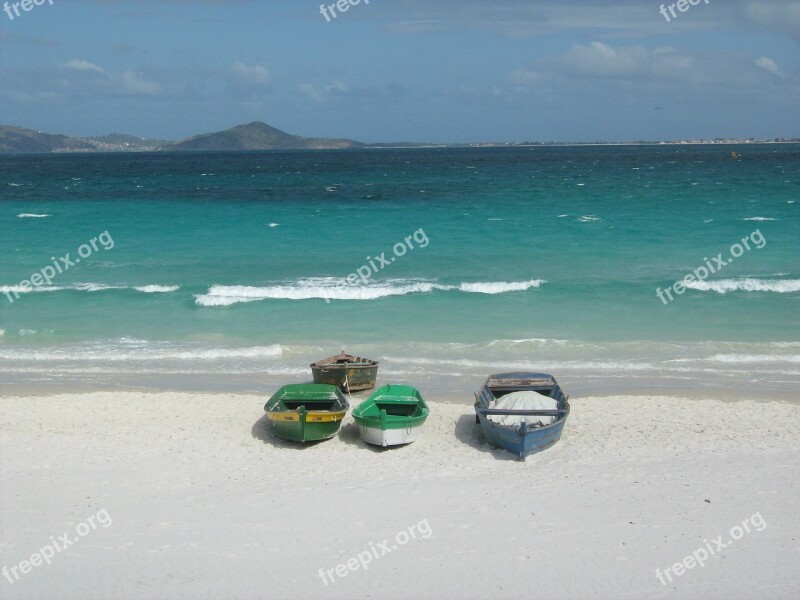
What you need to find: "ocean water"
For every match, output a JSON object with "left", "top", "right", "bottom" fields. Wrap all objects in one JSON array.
[{"left": 1, "top": 145, "right": 798, "bottom": 398}]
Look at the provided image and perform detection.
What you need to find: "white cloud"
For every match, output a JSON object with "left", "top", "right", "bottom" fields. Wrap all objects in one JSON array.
[
  {"left": 556, "top": 42, "right": 649, "bottom": 78},
  {"left": 122, "top": 71, "right": 162, "bottom": 95},
  {"left": 232, "top": 62, "right": 269, "bottom": 85},
  {"left": 755, "top": 56, "right": 781, "bottom": 76},
  {"left": 63, "top": 59, "right": 107, "bottom": 76},
  {"left": 297, "top": 83, "right": 322, "bottom": 102},
  {"left": 325, "top": 81, "right": 348, "bottom": 94}
]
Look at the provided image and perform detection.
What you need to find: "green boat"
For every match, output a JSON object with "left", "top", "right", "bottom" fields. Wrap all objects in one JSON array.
[
  {"left": 352, "top": 384, "right": 429, "bottom": 447},
  {"left": 264, "top": 384, "right": 349, "bottom": 443}
]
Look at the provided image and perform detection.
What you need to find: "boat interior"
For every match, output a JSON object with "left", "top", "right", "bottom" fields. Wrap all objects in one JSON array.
[
  {"left": 282, "top": 400, "right": 339, "bottom": 411},
  {"left": 375, "top": 402, "right": 423, "bottom": 417},
  {"left": 488, "top": 383, "right": 556, "bottom": 400}
]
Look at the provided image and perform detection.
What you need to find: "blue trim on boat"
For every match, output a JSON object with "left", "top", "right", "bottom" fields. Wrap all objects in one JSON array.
[{"left": 474, "top": 372, "right": 570, "bottom": 459}]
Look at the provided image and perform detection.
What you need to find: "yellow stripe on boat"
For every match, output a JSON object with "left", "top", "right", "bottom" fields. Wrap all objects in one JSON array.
[
  {"left": 267, "top": 412, "right": 300, "bottom": 422},
  {"left": 306, "top": 410, "right": 347, "bottom": 423},
  {"left": 267, "top": 410, "right": 346, "bottom": 423}
]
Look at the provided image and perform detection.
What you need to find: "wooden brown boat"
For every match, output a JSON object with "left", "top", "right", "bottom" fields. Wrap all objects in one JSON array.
[{"left": 310, "top": 351, "right": 379, "bottom": 392}]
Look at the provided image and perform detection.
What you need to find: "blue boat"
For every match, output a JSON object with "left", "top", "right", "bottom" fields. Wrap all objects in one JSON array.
[{"left": 474, "top": 372, "right": 570, "bottom": 459}]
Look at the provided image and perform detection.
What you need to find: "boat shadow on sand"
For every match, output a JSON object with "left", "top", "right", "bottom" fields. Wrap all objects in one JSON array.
[
  {"left": 252, "top": 411, "right": 546, "bottom": 461},
  {"left": 453, "top": 413, "right": 527, "bottom": 462}
]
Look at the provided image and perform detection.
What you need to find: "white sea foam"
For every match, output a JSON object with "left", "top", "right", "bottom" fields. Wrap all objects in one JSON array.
[
  {"left": 1, "top": 283, "right": 180, "bottom": 295},
  {"left": 685, "top": 278, "right": 800, "bottom": 294},
  {"left": 0, "top": 344, "right": 283, "bottom": 362},
  {"left": 195, "top": 278, "right": 547, "bottom": 306},
  {"left": 578, "top": 215, "right": 603, "bottom": 222},
  {"left": 17, "top": 213, "right": 51, "bottom": 218},
  {"left": 706, "top": 354, "right": 800, "bottom": 364},
  {"left": 458, "top": 280, "right": 546, "bottom": 294},
  {"left": 381, "top": 355, "right": 658, "bottom": 372},
  {"left": 195, "top": 280, "right": 445, "bottom": 306},
  {"left": 74, "top": 283, "right": 129, "bottom": 292},
  {"left": 741, "top": 217, "right": 777, "bottom": 221},
  {"left": 133, "top": 285, "right": 180, "bottom": 293}
]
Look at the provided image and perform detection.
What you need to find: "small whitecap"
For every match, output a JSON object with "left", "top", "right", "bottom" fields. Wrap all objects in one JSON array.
[{"left": 268, "top": 223, "right": 280, "bottom": 228}]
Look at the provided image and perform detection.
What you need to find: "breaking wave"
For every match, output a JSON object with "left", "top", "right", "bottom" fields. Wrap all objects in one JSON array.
[
  {"left": 195, "top": 279, "right": 547, "bottom": 306},
  {"left": 685, "top": 278, "right": 800, "bottom": 294}
]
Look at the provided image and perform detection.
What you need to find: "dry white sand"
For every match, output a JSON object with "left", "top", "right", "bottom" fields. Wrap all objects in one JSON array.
[{"left": 1, "top": 392, "right": 798, "bottom": 600}]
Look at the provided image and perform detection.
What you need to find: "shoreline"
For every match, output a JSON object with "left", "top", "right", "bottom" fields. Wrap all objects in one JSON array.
[{"left": 3, "top": 374, "right": 799, "bottom": 403}]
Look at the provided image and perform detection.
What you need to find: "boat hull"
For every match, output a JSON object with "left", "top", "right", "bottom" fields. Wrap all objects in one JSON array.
[
  {"left": 264, "top": 384, "right": 349, "bottom": 443},
  {"left": 352, "top": 384, "right": 429, "bottom": 447},
  {"left": 267, "top": 409, "right": 347, "bottom": 443},
  {"left": 474, "top": 372, "right": 570, "bottom": 459},
  {"left": 357, "top": 422, "right": 425, "bottom": 447},
  {"left": 475, "top": 412, "right": 567, "bottom": 458},
  {"left": 311, "top": 364, "right": 378, "bottom": 392}
]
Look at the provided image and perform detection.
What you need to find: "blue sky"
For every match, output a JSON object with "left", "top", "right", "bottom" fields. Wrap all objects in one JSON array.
[{"left": 0, "top": 0, "right": 798, "bottom": 142}]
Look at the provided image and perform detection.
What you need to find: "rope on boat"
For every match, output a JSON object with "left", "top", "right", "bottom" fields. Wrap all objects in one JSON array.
[{"left": 343, "top": 373, "right": 354, "bottom": 404}]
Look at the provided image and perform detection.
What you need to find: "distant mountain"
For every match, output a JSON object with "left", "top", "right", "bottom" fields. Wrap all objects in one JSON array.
[
  {"left": 0, "top": 125, "right": 96, "bottom": 154},
  {"left": 163, "top": 122, "right": 363, "bottom": 151},
  {"left": 0, "top": 125, "right": 163, "bottom": 153},
  {"left": 1, "top": 122, "right": 361, "bottom": 153}
]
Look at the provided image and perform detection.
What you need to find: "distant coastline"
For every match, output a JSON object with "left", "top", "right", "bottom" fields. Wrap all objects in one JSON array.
[{"left": 1, "top": 122, "right": 797, "bottom": 154}]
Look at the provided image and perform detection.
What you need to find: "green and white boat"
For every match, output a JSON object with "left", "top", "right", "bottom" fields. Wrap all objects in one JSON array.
[
  {"left": 352, "top": 384, "right": 429, "bottom": 447},
  {"left": 264, "top": 384, "right": 349, "bottom": 443}
]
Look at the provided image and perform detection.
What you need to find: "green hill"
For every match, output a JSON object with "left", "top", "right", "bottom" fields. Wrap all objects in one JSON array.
[{"left": 163, "top": 122, "right": 363, "bottom": 151}]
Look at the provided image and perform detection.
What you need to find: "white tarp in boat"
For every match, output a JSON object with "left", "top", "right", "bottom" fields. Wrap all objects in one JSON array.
[{"left": 487, "top": 391, "right": 558, "bottom": 427}]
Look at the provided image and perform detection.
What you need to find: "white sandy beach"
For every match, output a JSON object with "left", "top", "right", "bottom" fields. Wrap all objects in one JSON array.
[{"left": 1, "top": 392, "right": 798, "bottom": 600}]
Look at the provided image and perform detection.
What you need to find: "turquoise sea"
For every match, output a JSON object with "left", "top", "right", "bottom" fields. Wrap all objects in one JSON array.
[{"left": 1, "top": 145, "right": 798, "bottom": 398}]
